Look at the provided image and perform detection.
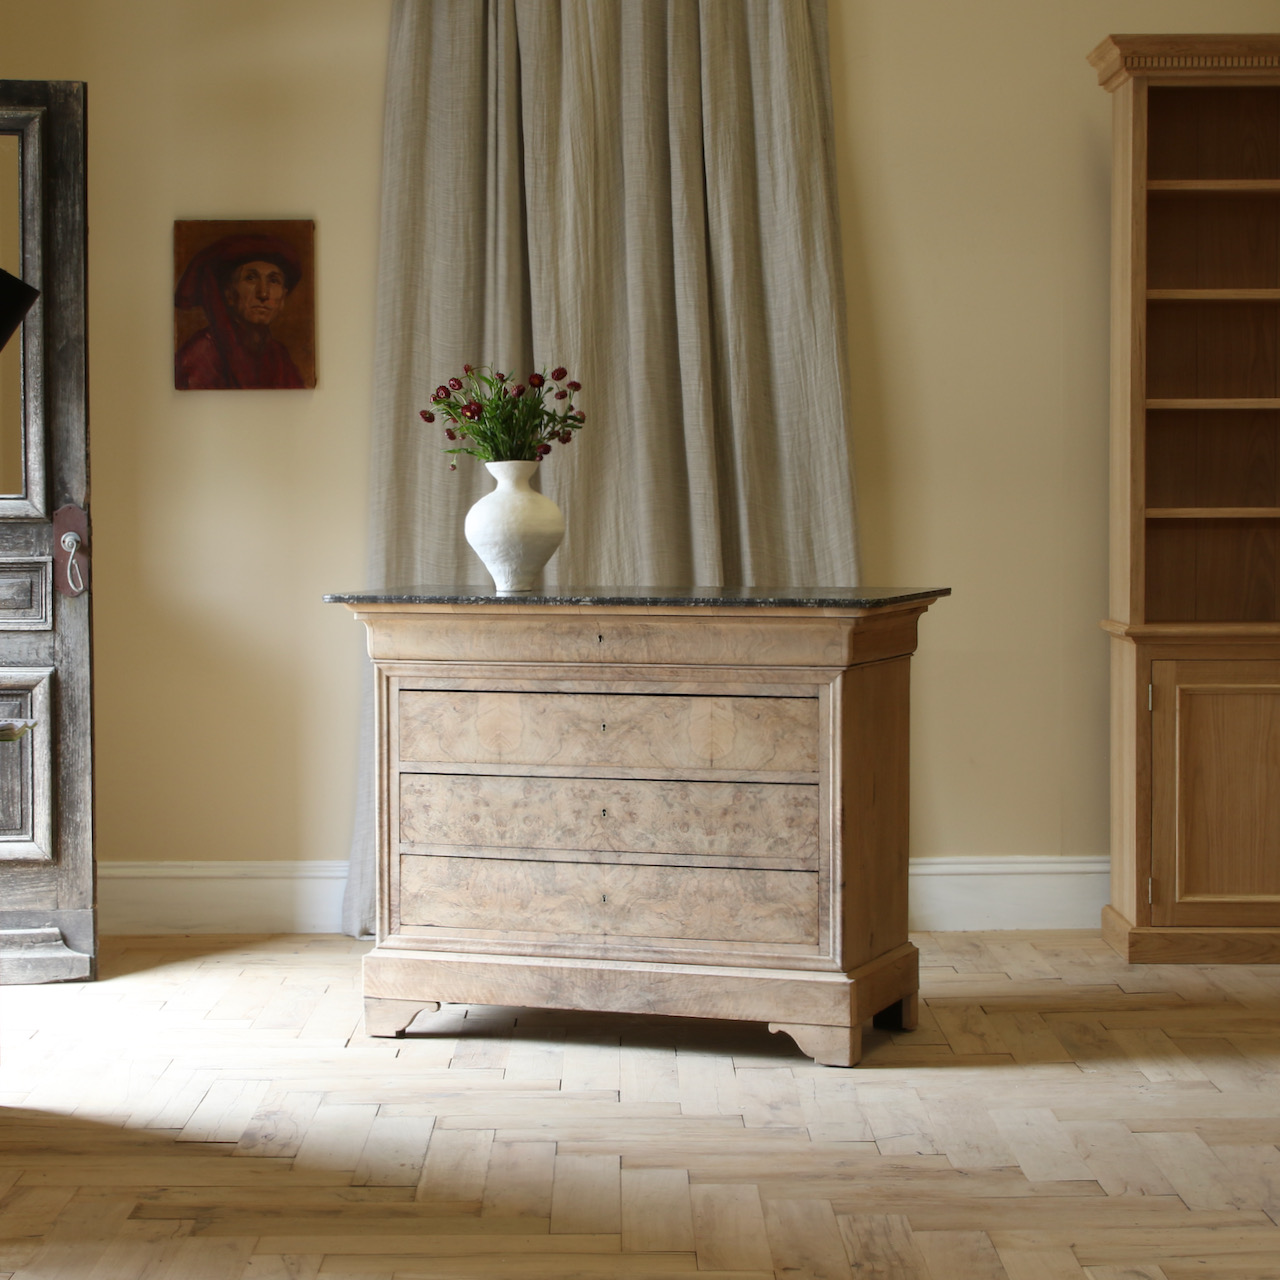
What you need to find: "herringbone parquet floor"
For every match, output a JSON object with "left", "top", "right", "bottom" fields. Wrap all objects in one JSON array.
[{"left": 1, "top": 931, "right": 1279, "bottom": 1279}]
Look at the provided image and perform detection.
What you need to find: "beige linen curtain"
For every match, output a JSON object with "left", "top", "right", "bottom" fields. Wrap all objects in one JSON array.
[{"left": 345, "top": 0, "right": 859, "bottom": 935}]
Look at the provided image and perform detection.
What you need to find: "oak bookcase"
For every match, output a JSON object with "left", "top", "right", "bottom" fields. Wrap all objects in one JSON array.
[{"left": 1092, "top": 35, "right": 1280, "bottom": 962}]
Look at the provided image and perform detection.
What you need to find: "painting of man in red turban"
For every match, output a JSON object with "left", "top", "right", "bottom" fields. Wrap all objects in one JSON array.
[{"left": 174, "top": 220, "right": 316, "bottom": 390}]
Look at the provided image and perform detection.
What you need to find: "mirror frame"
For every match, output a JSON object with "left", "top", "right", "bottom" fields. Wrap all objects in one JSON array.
[{"left": 0, "top": 104, "right": 45, "bottom": 516}]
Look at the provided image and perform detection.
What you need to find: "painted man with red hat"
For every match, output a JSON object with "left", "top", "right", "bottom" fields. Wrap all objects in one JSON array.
[{"left": 175, "top": 232, "right": 308, "bottom": 390}]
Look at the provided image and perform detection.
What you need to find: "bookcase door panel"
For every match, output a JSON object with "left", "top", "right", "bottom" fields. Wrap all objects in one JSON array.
[{"left": 1152, "top": 659, "right": 1280, "bottom": 926}]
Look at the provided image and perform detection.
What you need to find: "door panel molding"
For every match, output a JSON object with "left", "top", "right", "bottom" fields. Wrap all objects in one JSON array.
[
  {"left": 1152, "top": 658, "right": 1280, "bottom": 928},
  {"left": 0, "top": 557, "right": 52, "bottom": 628},
  {"left": 0, "top": 665, "right": 52, "bottom": 859}
]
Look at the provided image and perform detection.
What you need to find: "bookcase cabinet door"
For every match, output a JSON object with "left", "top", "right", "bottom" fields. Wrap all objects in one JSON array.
[{"left": 1152, "top": 659, "right": 1280, "bottom": 927}]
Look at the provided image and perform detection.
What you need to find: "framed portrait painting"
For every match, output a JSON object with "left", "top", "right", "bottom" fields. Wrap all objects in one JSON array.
[{"left": 174, "top": 218, "right": 316, "bottom": 390}]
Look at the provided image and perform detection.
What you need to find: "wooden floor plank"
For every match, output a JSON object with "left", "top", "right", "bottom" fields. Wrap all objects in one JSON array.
[
  {"left": 993, "top": 1246, "right": 1089, "bottom": 1278},
  {"left": 415, "top": 1129, "right": 493, "bottom": 1204},
  {"left": 989, "top": 1107, "right": 1096, "bottom": 1183},
  {"left": 352, "top": 1113, "right": 435, "bottom": 1187},
  {"left": 689, "top": 1183, "right": 773, "bottom": 1272},
  {"left": 837, "top": 1213, "right": 931, "bottom": 1279},
  {"left": 479, "top": 1140, "right": 556, "bottom": 1219},
  {"left": 912, "top": 1230, "right": 1009, "bottom": 1280},
  {"left": 620, "top": 1168, "right": 695, "bottom": 1253},
  {"left": 761, "top": 1196, "right": 853, "bottom": 1280},
  {"left": 550, "top": 1153, "right": 621, "bottom": 1236}
]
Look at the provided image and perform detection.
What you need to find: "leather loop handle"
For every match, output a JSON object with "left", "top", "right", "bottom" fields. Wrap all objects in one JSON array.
[{"left": 52, "top": 504, "right": 89, "bottom": 598}]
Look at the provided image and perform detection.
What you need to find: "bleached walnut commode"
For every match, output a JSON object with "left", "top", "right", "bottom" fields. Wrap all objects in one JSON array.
[{"left": 327, "top": 586, "right": 948, "bottom": 1066}]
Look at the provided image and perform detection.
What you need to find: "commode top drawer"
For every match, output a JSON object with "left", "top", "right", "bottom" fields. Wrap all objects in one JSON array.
[{"left": 398, "top": 689, "right": 818, "bottom": 773}]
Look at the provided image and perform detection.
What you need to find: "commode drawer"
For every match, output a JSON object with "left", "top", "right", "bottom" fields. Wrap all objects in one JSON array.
[
  {"left": 398, "top": 773, "right": 819, "bottom": 864},
  {"left": 398, "top": 690, "right": 818, "bottom": 773},
  {"left": 398, "top": 853, "right": 819, "bottom": 946}
]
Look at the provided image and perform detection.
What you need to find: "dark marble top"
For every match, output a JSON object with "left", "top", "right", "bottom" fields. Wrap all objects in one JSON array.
[{"left": 324, "top": 585, "right": 950, "bottom": 608}]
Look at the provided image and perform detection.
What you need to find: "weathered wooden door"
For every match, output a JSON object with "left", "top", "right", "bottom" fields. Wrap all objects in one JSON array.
[{"left": 0, "top": 81, "right": 93, "bottom": 983}]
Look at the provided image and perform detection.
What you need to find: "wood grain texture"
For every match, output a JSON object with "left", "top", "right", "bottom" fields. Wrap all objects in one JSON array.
[
  {"left": 1147, "top": 193, "right": 1280, "bottom": 291},
  {"left": 1152, "top": 659, "right": 1280, "bottom": 927},
  {"left": 1119, "top": 921, "right": 1280, "bottom": 962},
  {"left": 398, "top": 773, "right": 819, "bottom": 862},
  {"left": 361, "top": 606, "right": 928, "bottom": 670},
  {"left": 356, "top": 596, "right": 937, "bottom": 1063},
  {"left": 1176, "top": 684, "right": 1280, "bottom": 897},
  {"left": 399, "top": 855, "right": 819, "bottom": 947},
  {"left": 768, "top": 1021, "right": 862, "bottom": 1068},
  {"left": 1110, "top": 74, "right": 1145, "bottom": 628},
  {"left": 399, "top": 690, "right": 818, "bottom": 773},
  {"left": 12, "top": 927, "right": 1280, "bottom": 1273},
  {"left": 362, "top": 948, "right": 854, "bottom": 1026},
  {"left": 1148, "top": 86, "right": 1280, "bottom": 183},
  {"left": 1146, "top": 411, "right": 1280, "bottom": 510},
  {"left": 363, "top": 996, "right": 439, "bottom": 1038},
  {"left": 0, "top": 81, "right": 94, "bottom": 982},
  {"left": 1091, "top": 35, "right": 1280, "bottom": 91},
  {"left": 838, "top": 658, "right": 911, "bottom": 972},
  {"left": 1104, "top": 53, "right": 1280, "bottom": 961}
]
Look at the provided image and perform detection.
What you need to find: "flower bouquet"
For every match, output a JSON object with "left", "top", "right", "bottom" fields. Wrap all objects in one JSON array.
[
  {"left": 418, "top": 363, "right": 584, "bottom": 593},
  {"left": 420, "top": 364, "right": 584, "bottom": 469}
]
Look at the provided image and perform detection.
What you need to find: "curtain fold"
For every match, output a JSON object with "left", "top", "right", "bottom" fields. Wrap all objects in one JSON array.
[{"left": 343, "top": 0, "right": 858, "bottom": 936}]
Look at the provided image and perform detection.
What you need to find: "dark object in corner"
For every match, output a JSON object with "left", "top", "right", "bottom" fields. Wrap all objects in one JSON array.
[{"left": 0, "top": 266, "right": 38, "bottom": 352}]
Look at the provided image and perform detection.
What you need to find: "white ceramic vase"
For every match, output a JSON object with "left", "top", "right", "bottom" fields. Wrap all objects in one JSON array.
[{"left": 464, "top": 459, "right": 565, "bottom": 593}]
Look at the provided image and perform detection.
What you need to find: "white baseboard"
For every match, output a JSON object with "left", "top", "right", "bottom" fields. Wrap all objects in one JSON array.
[
  {"left": 908, "top": 855, "right": 1110, "bottom": 931},
  {"left": 97, "top": 855, "right": 1110, "bottom": 936},
  {"left": 98, "top": 860, "right": 349, "bottom": 935}
]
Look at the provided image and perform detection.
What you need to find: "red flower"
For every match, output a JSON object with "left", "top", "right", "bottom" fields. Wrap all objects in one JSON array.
[
  {"left": 528, "top": 373, "right": 545, "bottom": 388},
  {"left": 419, "top": 409, "right": 435, "bottom": 422},
  {"left": 448, "top": 377, "right": 463, "bottom": 391},
  {"left": 551, "top": 366, "right": 567, "bottom": 381},
  {"left": 574, "top": 412, "right": 586, "bottom": 422},
  {"left": 463, "top": 363, "right": 473, "bottom": 374},
  {"left": 495, "top": 371, "right": 507, "bottom": 382},
  {"left": 555, "top": 390, "right": 568, "bottom": 400},
  {"left": 445, "top": 427, "right": 457, "bottom": 440},
  {"left": 462, "top": 401, "right": 483, "bottom": 421},
  {"left": 566, "top": 380, "right": 581, "bottom": 392},
  {"left": 559, "top": 430, "right": 573, "bottom": 443},
  {"left": 434, "top": 386, "right": 449, "bottom": 401},
  {"left": 513, "top": 384, "right": 525, "bottom": 397}
]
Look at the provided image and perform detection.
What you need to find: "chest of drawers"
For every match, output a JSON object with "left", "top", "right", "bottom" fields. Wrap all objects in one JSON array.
[{"left": 331, "top": 587, "right": 946, "bottom": 1065}]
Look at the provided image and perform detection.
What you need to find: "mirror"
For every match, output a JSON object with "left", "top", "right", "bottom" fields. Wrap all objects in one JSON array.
[
  {"left": 0, "top": 102, "right": 43, "bottom": 518},
  {"left": 0, "top": 133, "right": 21, "bottom": 494}
]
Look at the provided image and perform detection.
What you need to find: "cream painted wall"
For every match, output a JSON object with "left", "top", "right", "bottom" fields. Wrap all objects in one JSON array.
[
  {"left": 828, "top": 0, "right": 1280, "bottom": 864},
  {"left": 3, "top": 1, "right": 1280, "bottom": 880},
  {"left": 0, "top": 0, "right": 391, "bottom": 864}
]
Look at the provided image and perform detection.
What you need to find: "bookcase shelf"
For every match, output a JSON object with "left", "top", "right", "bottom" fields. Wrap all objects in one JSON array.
[
  {"left": 1149, "top": 179, "right": 1280, "bottom": 191},
  {"left": 1147, "top": 508, "right": 1280, "bottom": 519},
  {"left": 1147, "top": 398, "right": 1280, "bottom": 409},
  {"left": 1092, "top": 34, "right": 1280, "bottom": 963},
  {"left": 1148, "top": 290, "right": 1280, "bottom": 301}
]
